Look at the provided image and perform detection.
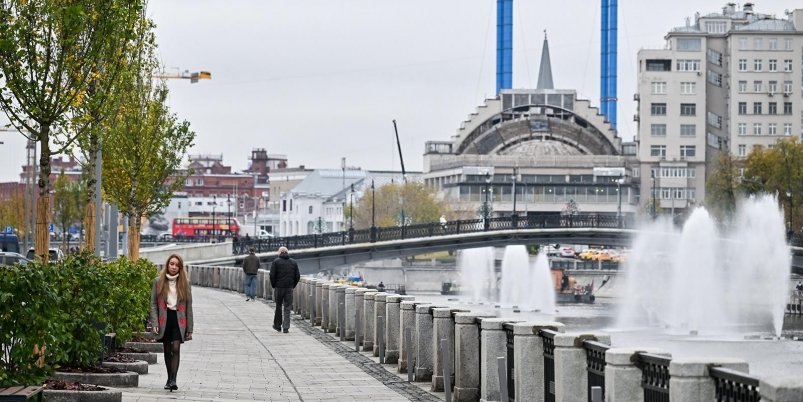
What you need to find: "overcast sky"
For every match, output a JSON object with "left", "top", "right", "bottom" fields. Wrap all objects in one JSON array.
[{"left": 0, "top": 0, "right": 795, "bottom": 182}]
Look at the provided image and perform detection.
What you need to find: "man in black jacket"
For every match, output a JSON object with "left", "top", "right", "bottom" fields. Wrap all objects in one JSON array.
[
  {"left": 269, "top": 246, "right": 300, "bottom": 333},
  {"left": 242, "top": 247, "right": 260, "bottom": 301}
]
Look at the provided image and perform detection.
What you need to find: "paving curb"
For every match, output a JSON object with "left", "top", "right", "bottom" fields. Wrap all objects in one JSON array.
[
  {"left": 124, "top": 342, "right": 163, "bottom": 353},
  {"left": 51, "top": 371, "right": 138, "bottom": 388},
  {"left": 118, "top": 352, "right": 156, "bottom": 364},
  {"left": 43, "top": 387, "right": 122, "bottom": 402},
  {"left": 101, "top": 360, "right": 149, "bottom": 375}
]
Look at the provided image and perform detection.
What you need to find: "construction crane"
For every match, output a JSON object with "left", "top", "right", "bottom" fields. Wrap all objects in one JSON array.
[{"left": 154, "top": 68, "right": 211, "bottom": 83}]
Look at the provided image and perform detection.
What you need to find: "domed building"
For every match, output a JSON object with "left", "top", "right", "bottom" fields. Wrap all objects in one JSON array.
[{"left": 423, "top": 36, "right": 639, "bottom": 222}]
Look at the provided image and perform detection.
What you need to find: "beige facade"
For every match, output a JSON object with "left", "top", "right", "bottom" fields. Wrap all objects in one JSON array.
[{"left": 637, "top": 4, "right": 803, "bottom": 216}]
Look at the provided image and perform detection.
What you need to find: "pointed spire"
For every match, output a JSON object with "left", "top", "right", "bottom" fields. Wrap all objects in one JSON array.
[{"left": 536, "top": 30, "right": 554, "bottom": 90}]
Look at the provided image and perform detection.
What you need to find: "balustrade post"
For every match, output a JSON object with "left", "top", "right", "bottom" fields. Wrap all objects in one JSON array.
[
  {"left": 480, "top": 318, "right": 512, "bottom": 401},
  {"left": 355, "top": 288, "right": 371, "bottom": 347},
  {"left": 321, "top": 283, "right": 331, "bottom": 330},
  {"left": 669, "top": 358, "right": 748, "bottom": 401},
  {"left": 513, "top": 321, "right": 564, "bottom": 402},
  {"left": 554, "top": 332, "right": 610, "bottom": 402},
  {"left": 373, "top": 293, "right": 389, "bottom": 357},
  {"left": 431, "top": 308, "right": 467, "bottom": 392},
  {"left": 414, "top": 304, "right": 437, "bottom": 382},
  {"left": 760, "top": 377, "right": 803, "bottom": 402},
  {"left": 344, "top": 287, "right": 358, "bottom": 340},
  {"left": 605, "top": 348, "right": 665, "bottom": 402},
  {"left": 385, "top": 295, "right": 415, "bottom": 364},
  {"left": 453, "top": 314, "right": 493, "bottom": 401},
  {"left": 398, "top": 301, "right": 419, "bottom": 374},
  {"left": 363, "top": 292, "right": 378, "bottom": 351},
  {"left": 328, "top": 284, "right": 339, "bottom": 333},
  {"left": 314, "top": 281, "right": 324, "bottom": 326}
]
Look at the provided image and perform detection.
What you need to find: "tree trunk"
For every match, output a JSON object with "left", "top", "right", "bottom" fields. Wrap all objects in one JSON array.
[
  {"left": 35, "top": 126, "right": 52, "bottom": 263},
  {"left": 83, "top": 134, "right": 99, "bottom": 252},
  {"left": 83, "top": 202, "right": 96, "bottom": 252},
  {"left": 128, "top": 214, "right": 140, "bottom": 260}
]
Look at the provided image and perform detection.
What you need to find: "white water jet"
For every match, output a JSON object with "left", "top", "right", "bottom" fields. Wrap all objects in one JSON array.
[
  {"left": 617, "top": 194, "right": 790, "bottom": 336},
  {"left": 458, "top": 247, "right": 496, "bottom": 302},
  {"left": 499, "top": 245, "right": 556, "bottom": 312}
]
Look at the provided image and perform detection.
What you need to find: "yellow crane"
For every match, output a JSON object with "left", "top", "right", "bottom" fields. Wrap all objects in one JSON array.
[{"left": 154, "top": 68, "right": 211, "bottom": 83}]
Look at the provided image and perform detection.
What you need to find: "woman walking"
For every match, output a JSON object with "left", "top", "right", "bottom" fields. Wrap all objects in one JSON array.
[{"left": 150, "top": 254, "right": 193, "bottom": 391}]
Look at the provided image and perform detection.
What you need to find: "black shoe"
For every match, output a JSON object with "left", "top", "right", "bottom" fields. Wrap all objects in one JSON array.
[
  {"left": 246, "top": 298, "right": 250, "bottom": 301},
  {"left": 283, "top": 329, "right": 289, "bottom": 333},
  {"left": 164, "top": 379, "right": 171, "bottom": 390},
  {"left": 273, "top": 325, "right": 281, "bottom": 332},
  {"left": 169, "top": 380, "right": 178, "bottom": 391}
]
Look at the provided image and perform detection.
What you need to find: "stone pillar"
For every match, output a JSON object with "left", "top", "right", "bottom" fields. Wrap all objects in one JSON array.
[
  {"left": 321, "top": 283, "right": 331, "bottom": 331},
  {"left": 385, "top": 295, "right": 414, "bottom": 364},
  {"left": 554, "top": 332, "right": 611, "bottom": 402},
  {"left": 355, "top": 288, "right": 371, "bottom": 347},
  {"left": 344, "top": 287, "right": 358, "bottom": 341},
  {"left": 212, "top": 267, "right": 220, "bottom": 288},
  {"left": 760, "top": 377, "right": 803, "bottom": 402},
  {"left": 414, "top": 304, "right": 436, "bottom": 382},
  {"left": 297, "top": 278, "right": 306, "bottom": 318},
  {"left": 454, "top": 313, "right": 495, "bottom": 402},
  {"left": 605, "top": 348, "right": 667, "bottom": 402},
  {"left": 480, "top": 318, "right": 509, "bottom": 402},
  {"left": 313, "top": 280, "right": 323, "bottom": 326},
  {"left": 513, "top": 321, "right": 565, "bottom": 402},
  {"left": 311, "top": 279, "right": 320, "bottom": 324},
  {"left": 372, "top": 293, "right": 389, "bottom": 356},
  {"left": 398, "top": 300, "right": 418, "bottom": 373},
  {"left": 328, "top": 284, "right": 339, "bottom": 333},
  {"left": 363, "top": 291, "right": 378, "bottom": 351},
  {"left": 336, "top": 285, "right": 347, "bottom": 337},
  {"left": 431, "top": 308, "right": 466, "bottom": 392},
  {"left": 669, "top": 358, "right": 748, "bottom": 401}
]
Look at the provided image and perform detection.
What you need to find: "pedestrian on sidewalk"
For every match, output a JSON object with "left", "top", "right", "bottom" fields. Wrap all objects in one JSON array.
[
  {"left": 150, "top": 254, "right": 194, "bottom": 392},
  {"left": 242, "top": 247, "right": 260, "bottom": 301},
  {"left": 269, "top": 246, "right": 300, "bottom": 333}
]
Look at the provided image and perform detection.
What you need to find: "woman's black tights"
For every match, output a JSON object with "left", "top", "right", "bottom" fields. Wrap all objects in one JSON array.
[{"left": 162, "top": 341, "right": 181, "bottom": 383}]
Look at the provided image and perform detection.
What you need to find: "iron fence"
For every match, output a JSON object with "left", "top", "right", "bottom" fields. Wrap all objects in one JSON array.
[
  {"left": 710, "top": 366, "right": 760, "bottom": 402},
  {"left": 504, "top": 323, "right": 515, "bottom": 402},
  {"left": 229, "top": 212, "right": 629, "bottom": 255},
  {"left": 540, "top": 329, "right": 558, "bottom": 402},
  {"left": 636, "top": 352, "right": 671, "bottom": 402},
  {"left": 583, "top": 340, "right": 609, "bottom": 402}
]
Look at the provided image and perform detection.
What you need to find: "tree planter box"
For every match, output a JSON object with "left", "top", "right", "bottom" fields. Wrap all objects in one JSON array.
[
  {"left": 51, "top": 371, "right": 138, "bottom": 388},
  {"left": 124, "top": 342, "right": 162, "bottom": 353},
  {"left": 43, "top": 388, "right": 122, "bottom": 402},
  {"left": 118, "top": 352, "right": 157, "bottom": 364},
  {"left": 102, "top": 360, "right": 148, "bottom": 374}
]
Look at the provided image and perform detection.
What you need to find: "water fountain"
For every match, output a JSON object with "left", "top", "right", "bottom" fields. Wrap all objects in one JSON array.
[
  {"left": 457, "top": 247, "right": 496, "bottom": 302},
  {"left": 497, "top": 245, "right": 556, "bottom": 312},
  {"left": 617, "top": 194, "right": 790, "bottom": 336}
]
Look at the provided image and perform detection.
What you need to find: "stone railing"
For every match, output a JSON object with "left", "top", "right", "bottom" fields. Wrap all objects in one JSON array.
[{"left": 189, "top": 266, "right": 803, "bottom": 402}]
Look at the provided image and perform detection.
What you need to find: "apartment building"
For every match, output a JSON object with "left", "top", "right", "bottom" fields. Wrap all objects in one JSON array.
[{"left": 637, "top": 3, "right": 803, "bottom": 215}]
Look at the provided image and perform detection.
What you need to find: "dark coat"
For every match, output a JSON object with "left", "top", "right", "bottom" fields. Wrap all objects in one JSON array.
[
  {"left": 270, "top": 254, "right": 300, "bottom": 289},
  {"left": 242, "top": 254, "right": 260, "bottom": 275}
]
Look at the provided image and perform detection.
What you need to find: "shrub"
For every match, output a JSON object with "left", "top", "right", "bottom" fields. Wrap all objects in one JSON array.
[{"left": 104, "top": 258, "right": 157, "bottom": 344}]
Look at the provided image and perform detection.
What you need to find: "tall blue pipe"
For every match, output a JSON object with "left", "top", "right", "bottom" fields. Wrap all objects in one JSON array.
[
  {"left": 496, "top": 0, "right": 513, "bottom": 94},
  {"left": 600, "top": 0, "right": 609, "bottom": 120},
  {"left": 607, "top": 0, "right": 618, "bottom": 129}
]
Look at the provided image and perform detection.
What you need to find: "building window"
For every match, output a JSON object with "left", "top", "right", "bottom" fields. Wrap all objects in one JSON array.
[
  {"left": 680, "top": 82, "right": 696, "bottom": 94},
  {"left": 646, "top": 59, "right": 672, "bottom": 71},
  {"left": 754, "top": 59, "right": 762, "bottom": 71},
  {"left": 738, "top": 123, "right": 747, "bottom": 135},
  {"left": 289, "top": 199, "right": 293, "bottom": 211},
  {"left": 738, "top": 144, "right": 746, "bottom": 156},
  {"left": 195, "top": 178, "right": 203, "bottom": 186},
  {"left": 680, "top": 124, "right": 696, "bottom": 137},
  {"left": 185, "top": 179, "right": 192, "bottom": 186},
  {"left": 308, "top": 206, "right": 313, "bottom": 214},
  {"left": 784, "top": 102, "right": 793, "bottom": 115},
  {"left": 753, "top": 123, "right": 762, "bottom": 135},
  {"left": 738, "top": 59, "right": 747, "bottom": 71},
  {"left": 768, "top": 102, "right": 777, "bottom": 115},
  {"left": 677, "top": 37, "right": 701, "bottom": 51},
  {"left": 650, "top": 124, "right": 667, "bottom": 137},
  {"left": 680, "top": 103, "right": 696, "bottom": 116},
  {"left": 754, "top": 38, "right": 763, "bottom": 50},
  {"left": 676, "top": 59, "right": 701, "bottom": 71},
  {"left": 769, "top": 38, "right": 778, "bottom": 50},
  {"left": 651, "top": 103, "right": 667, "bottom": 115},
  {"left": 707, "top": 48, "right": 722, "bottom": 65},
  {"left": 784, "top": 59, "right": 793, "bottom": 72},
  {"left": 753, "top": 81, "right": 762, "bottom": 92},
  {"left": 680, "top": 145, "right": 696, "bottom": 158},
  {"left": 282, "top": 200, "right": 287, "bottom": 212},
  {"left": 768, "top": 123, "right": 777, "bottom": 135},
  {"left": 738, "top": 81, "right": 747, "bottom": 92},
  {"left": 785, "top": 38, "right": 793, "bottom": 50},
  {"left": 784, "top": 81, "right": 793, "bottom": 94},
  {"left": 650, "top": 145, "right": 666, "bottom": 158},
  {"left": 769, "top": 59, "right": 778, "bottom": 72},
  {"left": 753, "top": 102, "right": 762, "bottom": 115},
  {"left": 768, "top": 81, "right": 778, "bottom": 93},
  {"left": 651, "top": 81, "right": 667, "bottom": 94},
  {"left": 785, "top": 123, "right": 793, "bottom": 135},
  {"left": 707, "top": 112, "right": 722, "bottom": 128},
  {"left": 707, "top": 71, "right": 722, "bottom": 86},
  {"left": 738, "top": 38, "right": 748, "bottom": 50},
  {"left": 738, "top": 102, "right": 747, "bottom": 115},
  {"left": 705, "top": 21, "right": 727, "bottom": 33}
]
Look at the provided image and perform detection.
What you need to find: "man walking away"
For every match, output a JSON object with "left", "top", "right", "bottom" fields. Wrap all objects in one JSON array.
[
  {"left": 269, "top": 246, "right": 300, "bottom": 333},
  {"left": 242, "top": 247, "right": 260, "bottom": 301}
]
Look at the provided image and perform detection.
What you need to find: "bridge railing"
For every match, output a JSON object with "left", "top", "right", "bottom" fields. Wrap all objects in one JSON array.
[
  {"left": 231, "top": 212, "right": 630, "bottom": 255},
  {"left": 709, "top": 366, "right": 760, "bottom": 402}
]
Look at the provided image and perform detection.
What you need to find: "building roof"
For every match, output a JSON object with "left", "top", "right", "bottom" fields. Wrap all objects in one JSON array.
[
  {"left": 733, "top": 18, "right": 796, "bottom": 32},
  {"left": 536, "top": 33, "right": 554, "bottom": 90},
  {"left": 291, "top": 169, "right": 366, "bottom": 198}
]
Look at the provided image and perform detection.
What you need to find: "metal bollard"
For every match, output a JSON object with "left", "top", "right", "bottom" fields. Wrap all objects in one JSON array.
[
  {"left": 405, "top": 328, "right": 413, "bottom": 382},
  {"left": 441, "top": 338, "right": 452, "bottom": 402},
  {"left": 497, "top": 356, "right": 508, "bottom": 402},
  {"left": 378, "top": 315, "right": 385, "bottom": 364},
  {"left": 591, "top": 386, "right": 603, "bottom": 402},
  {"left": 355, "top": 311, "right": 361, "bottom": 351}
]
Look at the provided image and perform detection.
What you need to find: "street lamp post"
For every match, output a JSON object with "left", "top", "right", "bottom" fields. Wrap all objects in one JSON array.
[
  {"left": 651, "top": 170, "right": 657, "bottom": 219},
  {"left": 787, "top": 190, "right": 793, "bottom": 233},
  {"left": 511, "top": 167, "right": 518, "bottom": 228},
  {"left": 370, "top": 180, "right": 376, "bottom": 242},
  {"left": 616, "top": 174, "right": 623, "bottom": 227},
  {"left": 483, "top": 171, "right": 492, "bottom": 230},
  {"left": 227, "top": 194, "right": 231, "bottom": 237},
  {"left": 212, "top": 195, "right": 216, "bottom": 239}
]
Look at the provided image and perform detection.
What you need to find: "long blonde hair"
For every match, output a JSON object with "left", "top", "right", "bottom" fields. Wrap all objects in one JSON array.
[{"left": 157, "top": 254, "right": 192, "bottom": 301}]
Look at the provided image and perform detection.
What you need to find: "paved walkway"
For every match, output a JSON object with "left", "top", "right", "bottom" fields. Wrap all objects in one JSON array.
[{"left": 122, "top": 287, "right": 441, "bottom": 401}]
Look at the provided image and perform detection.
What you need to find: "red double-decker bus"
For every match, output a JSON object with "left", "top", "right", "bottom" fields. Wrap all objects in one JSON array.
[{"left": 172, "top": 217, "right": 241, "bottom": 238}]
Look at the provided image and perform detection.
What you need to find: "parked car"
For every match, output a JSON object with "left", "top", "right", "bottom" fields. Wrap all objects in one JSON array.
[
  {"left": 578, "top": 249, "right": 600, "bottom": 261},
  {"left": 559, "top": 246, "right": 576, "bottom": 258},
  {"left": 542, "top": 244, "right": 559, "bottom": 257},
  {"left": 0, "top": 252, "right": 30, "bottom": 267},
  {"left": 25, "top": 247, "right": 65, "bottom": 262}
]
